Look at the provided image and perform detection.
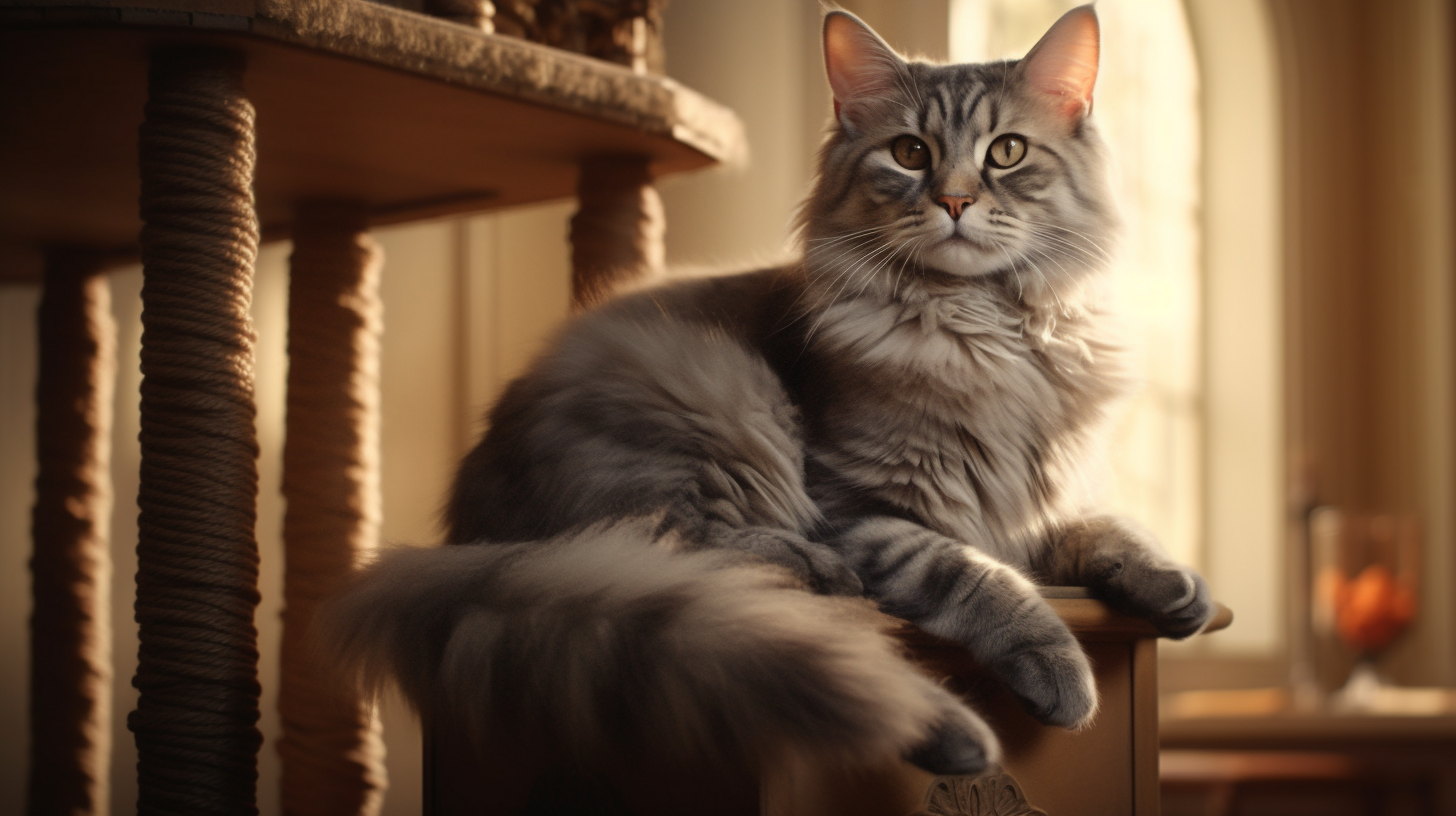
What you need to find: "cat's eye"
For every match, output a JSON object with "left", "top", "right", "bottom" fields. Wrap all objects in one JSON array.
[
  {"left": 891, "top": 135, "right": 931, "bottom": 170},
  {"left": 986, "top": 134, "right": 1028, "bottom": 169}
]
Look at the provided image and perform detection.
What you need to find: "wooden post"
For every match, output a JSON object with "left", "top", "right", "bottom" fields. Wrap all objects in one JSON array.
[
  {"left": 569, "top": 156, "right": 665, "bottom": 309},
  {"left": 278, "top": 202, "right": 388, "bottom": 816},
  {"left": 1131, "top": 638, "right": 1161, "bottom": 816},
  {"left": 29, "top": 251, "right": 115, "bottom": 816}
]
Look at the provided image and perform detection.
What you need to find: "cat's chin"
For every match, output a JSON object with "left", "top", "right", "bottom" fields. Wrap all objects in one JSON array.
[{"left": 922, "top": 237, "right": 1005, "bottom": 279}]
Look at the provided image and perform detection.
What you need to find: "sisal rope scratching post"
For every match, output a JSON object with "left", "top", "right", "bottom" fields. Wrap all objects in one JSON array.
[
  {"left": 569, "top": 156, "right": 665, "bottom": 308},
  {"left": 29, "top": 251, "right": 115, "bottom": 816},
  {"left": 132, "top": 49, "right": 263, "bottom": 816},
  {"left": 278, "top": 203, "right": 387, "bottom": 816}
]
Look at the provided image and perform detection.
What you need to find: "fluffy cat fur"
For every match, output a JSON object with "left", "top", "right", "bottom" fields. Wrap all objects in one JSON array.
[{"left": 323, "top": 4, "right": 1215, "bottom": 779}]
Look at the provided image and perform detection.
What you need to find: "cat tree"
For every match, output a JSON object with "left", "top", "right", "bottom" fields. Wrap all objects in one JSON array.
[
  {"left": 1, "top": 1, "right": 738, "bottom": 813},
  {"left": 5, "top": 2, "right": 1231, "bottom": 814}
]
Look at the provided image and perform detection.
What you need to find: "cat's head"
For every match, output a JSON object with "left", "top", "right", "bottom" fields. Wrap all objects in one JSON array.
[{"left": 800, "top": 5, "right": 1117, "bottom": 303}]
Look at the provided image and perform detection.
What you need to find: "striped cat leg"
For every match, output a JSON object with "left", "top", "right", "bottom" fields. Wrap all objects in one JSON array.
[
  {"left": 651, "top": 486, "right": 855, "bottom": 595},
  {"left": 1040, "top": 516, "right": 1214, "bottom": 639},
  {"left": 704, "top": 522, "right": 863, "bottom": 596},
  {"left": 837, "top": 516, "right": 1098, "bottom": 729}
]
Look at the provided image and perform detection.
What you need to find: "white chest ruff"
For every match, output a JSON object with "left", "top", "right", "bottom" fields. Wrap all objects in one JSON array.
[{"left": 815, "top": 292, "right": 1110, "bottom": 563}]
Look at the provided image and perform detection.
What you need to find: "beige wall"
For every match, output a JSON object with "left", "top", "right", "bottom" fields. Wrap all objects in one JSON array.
[{"left": 1270, "top": 0, "right": 1455, "bottom": 689}]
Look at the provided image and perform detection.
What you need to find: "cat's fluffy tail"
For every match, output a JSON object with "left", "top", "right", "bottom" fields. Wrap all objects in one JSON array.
[{"left": 320, "top": 519, "right": 997, "bottom": 773}]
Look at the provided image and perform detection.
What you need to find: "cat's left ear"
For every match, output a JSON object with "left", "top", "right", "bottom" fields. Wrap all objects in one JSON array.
[
  {"left": 1016, "top": 4, "right": 1100, "bottom": 121},
  {"left": 823, "top": 11, "right": 908, "bottom": 130}
]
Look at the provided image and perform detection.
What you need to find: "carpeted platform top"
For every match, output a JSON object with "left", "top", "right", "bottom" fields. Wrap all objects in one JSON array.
[{"left": 0, "top": 0, "right": 746, "bottom": 280}]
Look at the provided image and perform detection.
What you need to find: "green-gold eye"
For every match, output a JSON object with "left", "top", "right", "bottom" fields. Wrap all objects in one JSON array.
[
  {"left": 986, "top": 134, "right": 1028, "bottom": 168},
  {"left": 891, "top": 135, "right": 931, "bottom": 170}
]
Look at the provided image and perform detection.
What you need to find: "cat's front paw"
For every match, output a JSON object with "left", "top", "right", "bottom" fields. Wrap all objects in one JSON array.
[
  {"left": 1079, "top": 519, "right": 1215, "bottom": 639},
  {"left": 992, "top": 634, "right": 1099, "bottom": 729}
]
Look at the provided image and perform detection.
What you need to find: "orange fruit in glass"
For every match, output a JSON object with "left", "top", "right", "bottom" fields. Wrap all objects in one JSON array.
[{"left": 1335, "top": 564, "right": 1416, "bottom": 653}]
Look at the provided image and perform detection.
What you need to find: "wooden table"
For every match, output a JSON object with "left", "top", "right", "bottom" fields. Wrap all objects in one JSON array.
[
  {"left": 3, "top": 3, "right": 742, "bottom": 814},
  {"left": 1162, "top": 696, "right": 1456, "bottom": 815}
]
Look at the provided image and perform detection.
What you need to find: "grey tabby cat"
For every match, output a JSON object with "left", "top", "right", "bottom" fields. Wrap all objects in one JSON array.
[{"left": 325, "top": 4, "right": 1215, "bottom": 779}]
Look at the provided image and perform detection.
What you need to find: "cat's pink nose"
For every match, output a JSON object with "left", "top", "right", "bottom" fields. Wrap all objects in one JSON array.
[{"left": 936, "top": 195, "right": 976, "bottom": 220}]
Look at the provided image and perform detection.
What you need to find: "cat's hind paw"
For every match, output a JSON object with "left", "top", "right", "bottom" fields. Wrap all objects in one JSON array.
[{"left": 904, "top": 692, "right": 1000, "bottom": 776}]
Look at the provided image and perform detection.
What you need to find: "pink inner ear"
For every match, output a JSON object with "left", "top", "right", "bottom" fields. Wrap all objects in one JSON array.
[
  {"left": 824, "top": 12, "right": 902, "bottom": 112},
  {"left": 1021, "top": 7, "right": 1100, "bottom": 118}
]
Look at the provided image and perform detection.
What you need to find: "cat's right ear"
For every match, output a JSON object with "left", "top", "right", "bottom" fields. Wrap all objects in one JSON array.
[
  {"left": 1015, "top": 4, "right": 1100, "bottom": 121},
  {"left": 823, "top": 11, "right": 907, "bottom": 131}
]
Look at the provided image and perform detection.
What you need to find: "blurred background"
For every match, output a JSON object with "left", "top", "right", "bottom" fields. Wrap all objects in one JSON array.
[{"left": 0, "top": 0, "right": 1452, "bottom": 813}]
